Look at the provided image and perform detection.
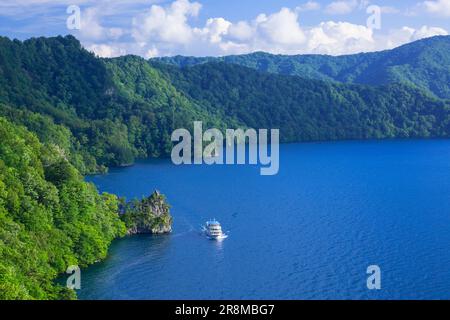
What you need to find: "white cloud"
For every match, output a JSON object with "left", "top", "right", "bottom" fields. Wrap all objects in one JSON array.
[
  {"left": 296, "top": 1, "right": 321, "bottom": 12},
  {"left": 197, "top": 18, "right": 232, "bottom": 43},
  {"left": 377, "top": 25, "right": 448, "bottom": 49},
  {"left": 88, "top": 43, "right": 126, "bottom": 58},
  {"left": 129, "top": 3, "right": 307, "bottom": 56},
  {"left": 422, "top": 0, "right": 450, "bottom": 16},
  {"left": 411, "top": 25, "right": 448, "bottom": 40},
  {"left": 305, "top": 21, "right": 375, "bottom": 55},
  {"left": 145, "top": 46, "right": 159, "bottom": 58},
  {"left": 325, "top": 0, "right": 358, "bottom": 15},
  {"left": 256, "top": 8, "right": 306, "bottom": 45},
  {"left": 76, "top": 0, "right": 448, "bottom": 58},
  {"left": 227, "top": 21, "right": 253, "bottom": 41},
  {"left": 2, "top": 0, "right": 448, "bottom": 59},
  {"left": 132, "top": 0, "right": 201, "bottom": 45}
]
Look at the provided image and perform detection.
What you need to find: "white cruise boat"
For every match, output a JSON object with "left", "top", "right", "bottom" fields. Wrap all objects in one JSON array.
[{"left": 202, "top": 219, "right": 228, "bottom": 240}]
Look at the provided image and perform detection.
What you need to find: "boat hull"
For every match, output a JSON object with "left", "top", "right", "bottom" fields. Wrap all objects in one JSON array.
[{"left": 206, "top": 234, "right": 228, "bottom": 240}]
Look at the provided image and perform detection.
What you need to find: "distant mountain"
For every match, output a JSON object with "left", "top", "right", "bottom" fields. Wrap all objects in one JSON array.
[
  {"left": 0, "top": 35, "right": 449, "bottom": 175},
  {"left": 154, "top": 36, "right": 450, "bottom": 99},
  {"left": 152, "top": 61, "right": 450, "bottom": 143}
]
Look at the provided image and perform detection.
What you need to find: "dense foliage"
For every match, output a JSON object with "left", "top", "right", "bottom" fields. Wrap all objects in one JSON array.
[
  {"left": 0, "top": 117, "right": 126, "bottom": 299},
  {"left": 121, "top": 191, "right": 172, "bottom": 234},
  {"left": 1, "top": 35, "right": 449, "bottom": 175},
  {"left": 155, "top": 35, "right": 450, "bottom": 99},
  {"left": 0, "top": 36, "right": 232, "bottom": 173},
  {"left": 153, "top": 62, "right": 450, "bottom": 141}
]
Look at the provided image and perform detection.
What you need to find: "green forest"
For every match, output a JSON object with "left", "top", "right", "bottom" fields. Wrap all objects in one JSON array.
[
  {"left": 0, "top": 115, "right": 172, "bottom": 299},
  {"left": 156, "top": 35, "right": 450, "bottom": 100},
  {"left": 0, "top": 116, "right": 126, "bottom": 299},
  {"left": 1, "top": 35, "right": 449, "bottom": 175},
  {"left": 0, "top": 34, "right": 449, "bottom": 299}
]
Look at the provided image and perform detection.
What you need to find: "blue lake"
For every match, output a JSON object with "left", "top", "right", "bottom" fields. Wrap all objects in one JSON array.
[{"left": 79, "top": 140, "right": 450, "bottom": 299}]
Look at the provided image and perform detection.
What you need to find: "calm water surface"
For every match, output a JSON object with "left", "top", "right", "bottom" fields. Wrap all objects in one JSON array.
[{"left": 79, "top": 140, "right": 450, "bottom": 299}]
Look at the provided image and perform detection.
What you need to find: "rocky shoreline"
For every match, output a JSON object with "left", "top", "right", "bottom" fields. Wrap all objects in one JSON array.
[{"left": 121, "top": 190, "right": 173, "bottom": 235}]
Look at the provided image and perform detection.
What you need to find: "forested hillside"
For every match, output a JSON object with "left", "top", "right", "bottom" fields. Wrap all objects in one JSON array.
[
  {"left": 0, "top": 116, "right": 126, "bottom": 299},
  {"left": 155, "top": 36, "right": 450, "bottom": 99},
  {"left": 0, "top": 114, "right": 175, "bottom": 299},
  {"left": 0, "top": 35, "right": 449, "bottom": 176},
  {"left": 153, "top": 61, "right": 450, "bottom": 141},
  {"left": 0, "top": 36, "right": 235, "bottom": 173}
]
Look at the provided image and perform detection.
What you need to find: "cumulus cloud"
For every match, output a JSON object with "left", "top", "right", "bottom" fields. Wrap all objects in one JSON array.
[
  {"left": 198, "top": 18, "right": 232, "bottom": 43},
  {"left": 129, "top": 2, "right": 307, "bottom": 56},
  {"left": 377, "top": 25, "right": 448, "bottom": 49},
  {"left": 80, "top": 0, "right": 448, "bottom": 58},
  {"left": 227, "top": 21, "right": 253, "bottom": 42},
  {"left": 88, "top": 43, "right": 126, "bottom": 57},
  {"left": 256, "top": 8, "right": 306, "bottom": 46},
  {"left": 411, "top": 25, "right": 448, "bottom": 40},
  {"left": 145, "top": 46, "right": 159, "bottom": 58},
  {"left": 305, "top": 21, "right": 375, "bottom": 54},
  {"left": 132, "top": 0, "right": 201, "bottom": 45}
]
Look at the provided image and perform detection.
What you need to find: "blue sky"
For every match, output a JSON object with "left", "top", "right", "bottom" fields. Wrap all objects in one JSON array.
[{"left": 0, "top": 0, "right": 449, "bottom": 57}]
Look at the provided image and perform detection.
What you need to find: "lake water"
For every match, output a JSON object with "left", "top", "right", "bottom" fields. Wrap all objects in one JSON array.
[{"left": 79, "top": 140, "right": 450, "bottom": 299}]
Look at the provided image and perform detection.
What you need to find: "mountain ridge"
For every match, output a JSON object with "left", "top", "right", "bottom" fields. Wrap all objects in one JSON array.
[
  {"left": 0, "top": 34, "right": 449, "bottom": 175},
  {"left": 153, "top": 36, "right": 450, "bottom": 99}
]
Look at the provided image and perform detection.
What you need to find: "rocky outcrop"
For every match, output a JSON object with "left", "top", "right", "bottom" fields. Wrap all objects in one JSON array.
[
  {"left": 150, "top": 224, "right": 172, "bottom": 234},
  {"left": 121, "top": 190, "right": 173, "bottom": 235},
  {"left": 126, "top": 222, "right": 172, "bottom": 235}
]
